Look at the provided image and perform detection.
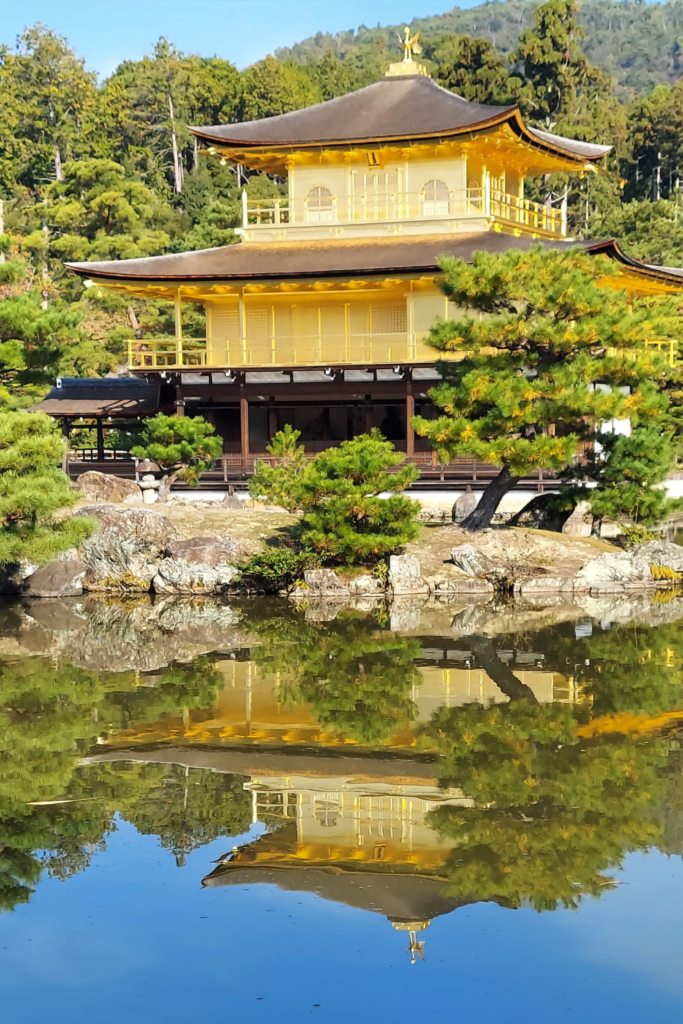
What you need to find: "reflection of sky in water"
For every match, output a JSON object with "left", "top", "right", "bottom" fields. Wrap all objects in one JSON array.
[
  {"left": 1, "top": 825, "right": 683, "bottom": 1023},
  {"left": 1, "top": 596, "right": 683, "bottom": 1021}
]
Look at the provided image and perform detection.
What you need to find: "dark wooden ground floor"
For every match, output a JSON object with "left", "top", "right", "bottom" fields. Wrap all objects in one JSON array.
[{"left": 53, "top": 370, "right": 557, "bottom": 491}]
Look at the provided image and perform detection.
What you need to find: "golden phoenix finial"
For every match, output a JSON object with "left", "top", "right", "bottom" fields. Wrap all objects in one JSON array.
[{"left": 398, "top": 26, "right": 422, "bottom": 63}]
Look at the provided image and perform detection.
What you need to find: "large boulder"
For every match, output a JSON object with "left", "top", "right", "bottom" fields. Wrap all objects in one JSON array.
[
  {"left": 76, "top": 471, "right": 140, "bottom": 505},
  {"left": 23, "top": 557, "right": 86, "bottom": 598},
  {"left": 505, "top": 493, "right": 572, "bottom": 532},
  {"left": 152, "top": 558, "right": 239, "bottom": 595},
  {"left": 166, "top": 536, "right": 250, "bottom": 566},
  {"left": 74, "top": 505, "right": 179, "bottom": 591},
  {"left": 573, "top": 540, "right": 683, "bottom": 591},
  {"left": 389, "top": 554, "right": 429, "bottom": 595},
  {"left": 303, "top": 568, "right": 349, "bottom": 597}
]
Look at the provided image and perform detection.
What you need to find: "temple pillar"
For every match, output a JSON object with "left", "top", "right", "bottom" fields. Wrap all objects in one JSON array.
[
  {"left": 406, "top": 385, "right": 415, "bottom": 456},
  {"left": 96, "top": 419, "right": 105, "bottom": 462},
  {"left": 240, "top": 388, "right": 249, "bottom": 466},
  {"left": 364, "top": 395, "right": 373, "bottom": 433},
  {"left": 268, "top": 401, "right": 278, "bottom": 441}
]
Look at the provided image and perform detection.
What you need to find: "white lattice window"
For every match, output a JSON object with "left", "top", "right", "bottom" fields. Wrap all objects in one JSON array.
[
  {"left": 421, "top": 179, "right": 449, "bottom": 216},
  {"left": 246, "top": 306, "right": 269, "bottom": 340},
  {"left": 210, "top": 306, "right": 239, "bottom": 342},
  {"left": 371, "top": 305, "right": 407, "bottom": 335},
  {"left": 306, "top": 186, "right": 334, "bottom": 222}
]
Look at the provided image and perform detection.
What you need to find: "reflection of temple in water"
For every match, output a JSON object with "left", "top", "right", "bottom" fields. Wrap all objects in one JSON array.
[
  {"left": 203, "top": 765, "right": 473, "bottom": 948},
  {"left": 107, "top": 642, "right": 582, "bottom": 752},
  {"left": 88, "top": 639, "right": 584, "bottom": 951}
]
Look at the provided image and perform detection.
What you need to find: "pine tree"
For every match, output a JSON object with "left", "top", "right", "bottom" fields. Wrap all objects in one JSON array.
[
  {"left": 572, "top": 425, "right": 682, "bottom": 527},
  {"left": 130, "top": 413, "right": 223, "bottom": 501},
  {"left": 412, "top": 247, "right": 680, "bottom": 531},
  {"left": 250, "top": 429, "right": 421, "bottom": 564},
  {"left": 0, "top": 411, "right": 93, "bottom": 565}
]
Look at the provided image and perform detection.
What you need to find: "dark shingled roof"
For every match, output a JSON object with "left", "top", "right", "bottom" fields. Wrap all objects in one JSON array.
[
  {"left": 67, "top": 233, "right": 590, "bottom": 283},
  {"left": 203, "top": 861, "right": 471, "bottom": 925},
  {"left": 66, "top": 235, "right": 683, "bottom": 290},
  {"left": 190, "top": 75, "right": 611, "bottom": 162},
  {"left": 31, "top": 377, "right": 161, "bottom": 417}
]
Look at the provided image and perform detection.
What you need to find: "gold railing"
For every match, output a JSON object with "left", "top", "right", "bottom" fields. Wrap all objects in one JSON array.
[
  {"left": 128, "top": 339, "right": 208, "bottom": 370},
  {"left": 129, "top": 332, "right": 445, "bottom": 370},
  {"left": 129, "top": 336, "right": 681, "bottom": 372},
  {"left": 244, "top": 186, "right": 566, "bottom": 238}
]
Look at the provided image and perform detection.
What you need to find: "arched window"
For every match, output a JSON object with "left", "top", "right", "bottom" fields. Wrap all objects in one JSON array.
[
  {"left": 306, "top": 186, "right": 334, "bottom": 223},
  {"left": 421, "top": 179, "right": 449, "bottom": 217}
]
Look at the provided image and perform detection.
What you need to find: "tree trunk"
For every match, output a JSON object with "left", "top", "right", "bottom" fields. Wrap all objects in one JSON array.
[
  {"left": 461, "top": 465, "right": 518, "bottom": 531},
  {"left": 168, "top": 93, "right": 183, "bottom": 194},
  {"left": 54, "top": 145, "right": 63, "bottom": 181},
  {"left": 467, "top": 635, "right": 539, "bottom": 705},
  {"left": 158, "top": 473, "right": 177, "bottom": 503}
]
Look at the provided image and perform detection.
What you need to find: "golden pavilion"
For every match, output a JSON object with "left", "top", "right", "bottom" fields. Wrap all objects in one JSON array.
[{"left": 58, "top": 46, "right": 683, "bottom": 475}]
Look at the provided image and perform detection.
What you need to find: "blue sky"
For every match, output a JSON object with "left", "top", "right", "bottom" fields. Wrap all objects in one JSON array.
[{"left": 0, "top": 0, "right": 478, "bottom": 78}]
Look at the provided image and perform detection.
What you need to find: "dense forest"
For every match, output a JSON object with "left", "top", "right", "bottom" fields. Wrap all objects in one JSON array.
[{"left": 2, "top": 0, "right": 683, "bottom": 403}]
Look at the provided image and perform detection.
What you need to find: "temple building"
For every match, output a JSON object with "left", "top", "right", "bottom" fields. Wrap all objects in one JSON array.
[{"left": 56, "top": 45, "right": 683, "bottom": 478}]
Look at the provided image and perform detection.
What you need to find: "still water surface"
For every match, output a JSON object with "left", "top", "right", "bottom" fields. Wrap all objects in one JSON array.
[{"left": 2, "top": 593, "right": 683, "bottom": 1022}]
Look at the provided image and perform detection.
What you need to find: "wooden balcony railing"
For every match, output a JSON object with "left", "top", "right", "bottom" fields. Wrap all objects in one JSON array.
[{"left": 243, "top": 184, "right": 566, "bottom": 238}]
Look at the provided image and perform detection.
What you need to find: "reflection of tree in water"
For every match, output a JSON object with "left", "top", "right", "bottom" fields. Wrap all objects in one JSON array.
[
  {"left": 421, "top": 632, "right": 672, "bottom": 912},
  {"left": 0, "top": 656, "right": 228, "bottom": 910},
  {"left": 120, "top": 764, "right": 252, "bottom": 867},
  {"left": 250, "top": 608, "right": 423, "bottom": 745}
]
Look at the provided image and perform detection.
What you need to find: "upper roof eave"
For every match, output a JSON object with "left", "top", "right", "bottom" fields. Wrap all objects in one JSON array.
[{"left": 189, "top": 74, "right": 611, "bottom": 167}]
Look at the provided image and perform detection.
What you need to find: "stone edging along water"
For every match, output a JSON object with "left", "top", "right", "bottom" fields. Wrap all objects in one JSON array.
[{"left": 2, "top": 503, "right": 683, "bottom": 599}]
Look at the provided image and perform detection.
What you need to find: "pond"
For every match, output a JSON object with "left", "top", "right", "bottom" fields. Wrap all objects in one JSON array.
[{"left": 2, "top": 591, "right": 683, "bottom": 1022}]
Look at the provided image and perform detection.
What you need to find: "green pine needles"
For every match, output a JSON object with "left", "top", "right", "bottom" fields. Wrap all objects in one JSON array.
[
  {"left": 0, "top": 411, "right": 93, "bottom": 565},
  {"left": 249, "top": 428, "right": 421, "bottom": 564},
  {"left": 413, "top": 247, "right": 682, "bottom": 530},
  {"left": 131, "top": 413, "right": 223, "bottom": 501}
]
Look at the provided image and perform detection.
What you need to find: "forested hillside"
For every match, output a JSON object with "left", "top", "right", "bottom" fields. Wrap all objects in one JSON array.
[
  {"left": 1, "top": 0, "right": 683, "bottom": 405},
  {"left": 279, "top": 0, "right": 683, "bottom": 96}
]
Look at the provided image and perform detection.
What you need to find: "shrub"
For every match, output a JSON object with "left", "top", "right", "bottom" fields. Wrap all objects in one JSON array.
[
  {"left": 131, "top": 413, "right": 222, "bottom": 502},
  {"left": 235, "top": 548, "right": 321, "bottom": 593},
  {"left": 0, "top": 410, "right": 94, "bottom": 565},
  {"left": 250, "top": 429, "right": 421, "bottom": 565}
]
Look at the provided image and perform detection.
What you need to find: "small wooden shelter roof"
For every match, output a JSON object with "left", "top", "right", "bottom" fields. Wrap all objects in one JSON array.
[{"left": 31, "top": 377, "right": 161, "bottom": 418}]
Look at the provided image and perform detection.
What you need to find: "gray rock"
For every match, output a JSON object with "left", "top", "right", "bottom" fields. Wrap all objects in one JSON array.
[
  {"left": 389, "top": 554, "right": 429, "bottom": 595},
  {"left": 75, "top": 504, "right": 179, "bottom": 591},
  {"left": 389, "top": 596, "right": 425, "bottom": 631},
  {"left": 221, "top": 487, "right": 243, "bottom": 510},
  {"left": 572, "top": 540, "right": 683, "bottom": 592},
  {"left": 166, "top": 536, "right": 248, "bottom": 566},
  {"left": 506, "top": 493, "right": 572, "bottom": 532},
  {"left": 23, "top": 557, "right": 86, "bottom": 598},
  {"left": 152, "top": 558, "right": 239, "bottom": 595},
  {"left": 434, "top": 578, "right": 494, "bottom": 596},
  {"left": 348, "top": 574, "right": 385, "bottom": 596},
  {"left": 450, "top": 543, "right": 496, "bottom": 578},
  {"left": 76, "top": 471, "right": 140, "bottom": 504},
  {"left": 561, "top": 501, "right": 593, "bottom": 537},
  {"left": 0, "top": 560, "right": 39, "bottom": 595},
  {"left": 302, "top": 568, "right": 349, "bottom": 596},
  {"left": 517, "top": 575, "right": 575, "bottom": 596},
  {"left": 452, "top": 486, "right": 478, "bottom": 523},
  {"left": 304, "top": 600, "right": 346, "bottom": 622}
]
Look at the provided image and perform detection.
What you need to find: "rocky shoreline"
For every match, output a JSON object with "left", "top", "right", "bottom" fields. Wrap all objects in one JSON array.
[{"left": 2, "top": 494, "right": 683, "bottom": 601}]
